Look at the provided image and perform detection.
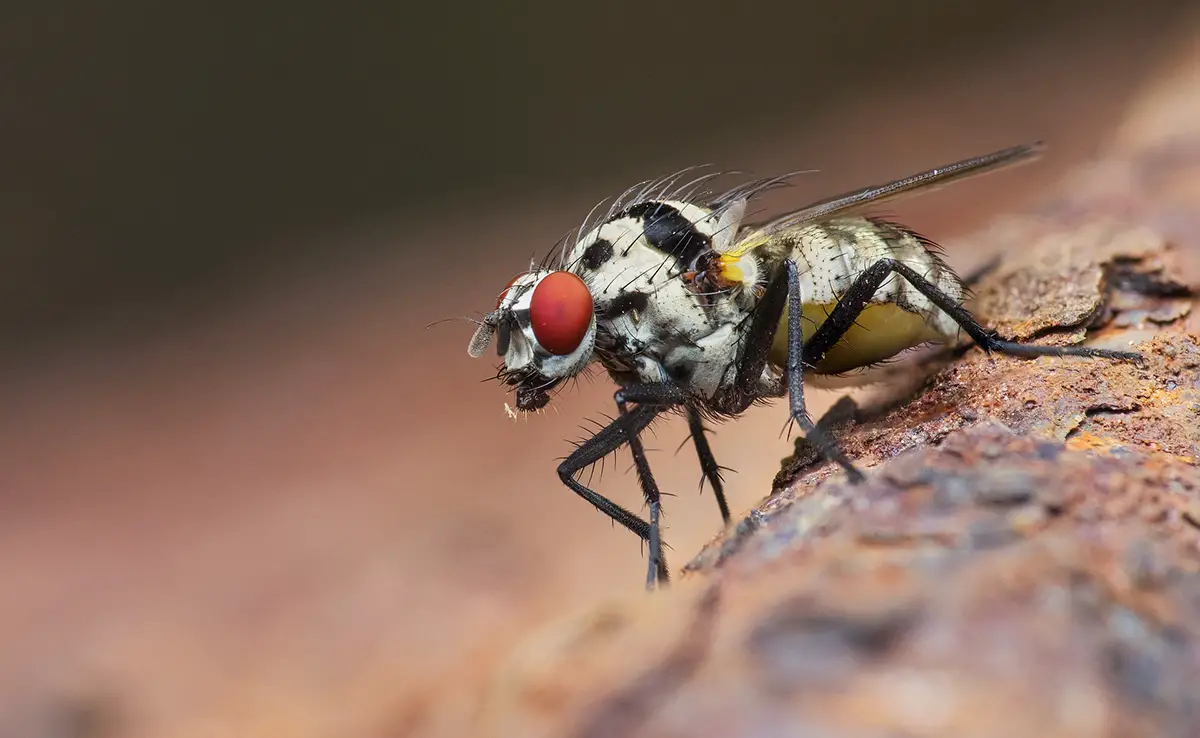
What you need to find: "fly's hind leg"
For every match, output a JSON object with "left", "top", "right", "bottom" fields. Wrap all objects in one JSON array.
[{"left": 801, "top": 258, "right": 1144, "bottom": 368}]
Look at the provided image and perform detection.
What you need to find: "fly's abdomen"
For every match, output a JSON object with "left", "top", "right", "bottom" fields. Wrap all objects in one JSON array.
[{"left": 763, "top": 216, "right": 965, "bottom": 374}]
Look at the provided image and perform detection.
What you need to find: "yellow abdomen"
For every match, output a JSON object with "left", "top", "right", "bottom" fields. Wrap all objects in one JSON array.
[{"left": 769, "top": 302, "right": 942, "bottom": 375}]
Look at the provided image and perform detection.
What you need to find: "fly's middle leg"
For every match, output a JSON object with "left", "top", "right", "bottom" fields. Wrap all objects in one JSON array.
[
  {"left": 782, "top": 260, "right": 866, "bottom": 483},
  {"left": 730, "top": 259, "right": 867, "bottom": 483},
  {"left": 686, "top": 406, "right": 732, "bottom": 525}
]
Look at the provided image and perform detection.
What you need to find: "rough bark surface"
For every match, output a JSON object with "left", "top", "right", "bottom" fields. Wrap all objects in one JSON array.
[{"left": 409, "top": 32, "right": 1200, "bottom": 738}]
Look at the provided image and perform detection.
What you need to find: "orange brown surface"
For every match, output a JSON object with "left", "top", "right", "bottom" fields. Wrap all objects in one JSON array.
[
  {"left": 409, "top": 35, "right": 1200, "bottom": 738},
  {"left": 4, "top": 12, "right": 1200, "bottom": 738},
  {"left": 416, "top": 189, "right": 1200, "bottom": 738},
  {"left": 441, "top": 425, "right": 1200, "bottom": 738}
]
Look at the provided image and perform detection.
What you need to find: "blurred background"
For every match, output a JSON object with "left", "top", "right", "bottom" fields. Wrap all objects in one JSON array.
[{"left": 2, "top": 1, "right": 1197, "bottom": 735}]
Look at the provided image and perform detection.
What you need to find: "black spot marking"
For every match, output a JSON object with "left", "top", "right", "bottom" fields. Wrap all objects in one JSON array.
[
  {"left": 600, "top": 290, "right": 649, "bottom": 319},
  {"left": 624, "top": 201, "right": 711, "bottom": 264},
  {"left": 666, "top": 361, "right": 693, "bottom": 383},
  {"left": 582, "top": 238, "right": 614, "bottom": 270}
]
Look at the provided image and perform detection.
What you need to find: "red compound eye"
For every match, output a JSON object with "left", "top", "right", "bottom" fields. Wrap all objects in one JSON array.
[
  {"left": 529, "top": 271, "right": 593, "bottom": 355},
  {"left": 496, "top": 273, "right": 524, "bottom": 308}
]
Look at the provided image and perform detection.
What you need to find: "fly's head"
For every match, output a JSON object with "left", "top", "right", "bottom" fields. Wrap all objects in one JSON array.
[{"left": 468, "top": 268, "right": 597, "bottom": 412}]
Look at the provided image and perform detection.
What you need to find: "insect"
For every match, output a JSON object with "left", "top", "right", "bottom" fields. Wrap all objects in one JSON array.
[{"left": 466, "top": 142, "right": 1143, "bottom": 590}]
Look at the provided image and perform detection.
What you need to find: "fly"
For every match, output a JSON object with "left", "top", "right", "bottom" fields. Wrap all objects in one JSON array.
[{"left": 465, "top": 142, "right": 1143, "bottom": 590}]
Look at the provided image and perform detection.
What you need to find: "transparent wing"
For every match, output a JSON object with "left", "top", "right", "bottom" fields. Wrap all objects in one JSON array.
[
  {"left": 745, "top": 142, "right": 1044, "bottom": 238},
  {"left": 703, "top": 169, "right": 817, "bottom": 253}
]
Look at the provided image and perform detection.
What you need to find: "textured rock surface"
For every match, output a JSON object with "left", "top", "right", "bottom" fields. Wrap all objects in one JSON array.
[
  {"left": 408, "top": 31, "right": 1200, "bottom": 738},
  {"left": 461, "top": 425, "right": 1200, "bottom": 738},
  {"left": 414, "top": 238, "right": 1200, "bottom": 738}
]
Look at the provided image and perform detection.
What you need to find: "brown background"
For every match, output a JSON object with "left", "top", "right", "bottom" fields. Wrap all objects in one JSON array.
[{"left": 2, "top": 2, "right": 1197, "bottom": 734}]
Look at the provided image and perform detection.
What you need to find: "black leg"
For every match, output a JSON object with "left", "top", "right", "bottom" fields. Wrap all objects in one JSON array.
[
  {"left": 557, "top": 404, "right": 661, "bottom": 544},
  {"left": 734, "top": 261, "right": 791, "bottom": 399},
  {"left": 803, "top": 258, "right": 1144, "bottom": 367},
  {"left": 730, "top": 260, "right": 867, "bottom": 483},
  {"left": 783, "top": 260, "right": 867, "bottom": 483},
  {"left": 685, "top": 406, "right": 731, "bottom": 525},
  {"left": 788, "top": 395, "right": 860, "bottom": 463},
  {"left": 612, "top": 382, "right": 690, "bottom": 590}
]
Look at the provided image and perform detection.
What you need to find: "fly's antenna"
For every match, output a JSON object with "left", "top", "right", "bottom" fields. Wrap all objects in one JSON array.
[
  {"left": 467, "top": 321, "right": 497, "bottom": 358},
  {"left": 429, "top": 313, "right": 498, "bottom": 358},
  {"left": 427, "top": 314, "right": 485, "bottom": 331}
]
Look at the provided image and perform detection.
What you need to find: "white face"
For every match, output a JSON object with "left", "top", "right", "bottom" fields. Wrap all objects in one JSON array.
[{"left": 468, "top": 268, "right": 597, "bottom": 411}]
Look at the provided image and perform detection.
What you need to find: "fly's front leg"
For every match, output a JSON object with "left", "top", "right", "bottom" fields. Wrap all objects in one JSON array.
[
  {"left": 557, "top": 404, "right": 660, "bottom": 548},
  {"left": 612, "top": 382, "right": 689, "bottom": 590}
]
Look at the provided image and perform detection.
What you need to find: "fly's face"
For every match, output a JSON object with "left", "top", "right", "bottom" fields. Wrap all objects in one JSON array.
[{"left": 468, "top": 268, "right": 597, "bottom": 411}]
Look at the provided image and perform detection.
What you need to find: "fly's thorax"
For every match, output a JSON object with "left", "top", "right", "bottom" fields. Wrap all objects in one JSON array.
[
  {"left": 557, "top": 208, "right": 757, "bottom": 399},
  {"left": 585, "top": 253, "right": 735, "bottom": 391},
  {"left": 596, "top": 307, "right": 745, "bottom": 399},
  {"left": 564, "top": 198, "right": 730, "bottom": 277}
]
